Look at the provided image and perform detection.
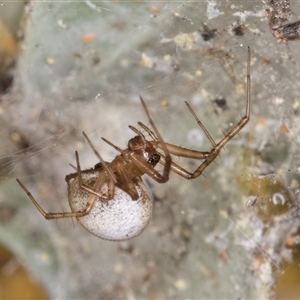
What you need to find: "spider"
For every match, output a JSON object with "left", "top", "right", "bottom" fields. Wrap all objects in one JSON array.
[{"left": 16, "top": 47, "right": 251, "bottom": 241}]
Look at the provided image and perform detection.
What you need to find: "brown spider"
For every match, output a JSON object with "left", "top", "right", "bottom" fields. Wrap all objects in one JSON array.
[{"left": 16, "top": 47, "right": 251, "bottom": 241}]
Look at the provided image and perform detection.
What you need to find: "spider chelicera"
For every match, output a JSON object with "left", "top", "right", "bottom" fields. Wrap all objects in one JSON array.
[{"left": 16, "top": 47, "right": 251, "bottom": 241}]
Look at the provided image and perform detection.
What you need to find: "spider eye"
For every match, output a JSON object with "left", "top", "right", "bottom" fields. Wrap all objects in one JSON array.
[{"left": 148, "top": 153, "right": 160, "bottom": 165}]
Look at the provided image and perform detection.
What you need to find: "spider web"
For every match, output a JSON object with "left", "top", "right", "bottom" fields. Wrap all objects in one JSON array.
[{"left": 0, "top": 0, "right": 300, "bottom": 299}]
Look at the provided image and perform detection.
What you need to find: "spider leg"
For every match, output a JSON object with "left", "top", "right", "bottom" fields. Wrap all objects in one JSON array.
[
  {"left": 15, "top": 148, "right": 118, "bottom": 220},
  {"left": 112, "top": 158, "right": 140, "bottom": 200},
  {"left": 101, "top": 137, "right": 122, "bottom": 153},
  {"left": 157, "top": 142, "right": 209, "bottom": 159},
  {"left": 128, "top": 125, "right": 147, "bottom": 144},
  {"left": 209, "top": 46, "right": 251, "bottom": 152},
  {"left": 138, "top": 106, "right": 217, "bottom": 148},
  {"left": 190, "top": 46, "right": 251, "bottom": 178},
  {"left": 16, "top": 176, "right": 112, "bottom": 219},
  {"left": 156, "top": 154, "right": 201, "bottom": 179},
  {"left": 138, "top": 122, "right": 210, "bottom": 159},
  {"left": 75, "top": 150, "right": 115, "bottom": 200},
  {"left": 138, "top": 122, "right": 158, "bottom": 140},
  {"left": 140, "top": 96, "right": 172, "bottom": 183},
  {"left": 128, "top": 152, "right": 170, "bottom": 183},
  {"left": 124, "top": 98, "right": 172, "bottom": 184},
  {"left": 137, "top": 47, "right": 251, "bottom": 180},
  {"left": 82, "top": 131, "right": 117, "bottom": 184},
  {"left": 16, "top": 178, "right": 52, "bottom": 218},
  {"left": 184, "top": 102, "right": 216, "bottom": 147}
]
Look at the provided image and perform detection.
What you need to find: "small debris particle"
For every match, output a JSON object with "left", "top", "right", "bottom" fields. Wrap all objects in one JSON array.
[
  {"left": 140, "top": 53, "right": 154, "bottom": 69},
  {"left": 173, "top": 32, "right": 199, "bottom": 49},
  {"left": 235, "top": 83, "right": 244, "bottom": 95},
  {"left": 280, "top": 124, "right": 289, "bottom": 133},
  {"left": 232, "top": 24, "right": 245, "bottom": 36},
  {"left": 174, "top": 279, "right": 188, "bottom": 290},
  {"left": 114, "top": 263, "right": 123, "bottom": 273},
  {"left": 246, "top": 195, "right": 258, "bottom": 207},
  {"left": 81, "top": 32, "right": 97, "bottom": 43},
  {"left": 46, "top": 57, "right": 55, "bottom": 65},
  {"left": 57, "top": 19, "right": 68, "bottom": 29}
]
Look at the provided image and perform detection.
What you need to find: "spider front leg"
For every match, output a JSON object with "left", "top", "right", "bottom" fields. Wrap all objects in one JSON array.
[
  {"left": 189, "top": 46, "right": 251, "bottom": 178},
  {"left": 139, "top": 46, "right": 251, "bottom": 180},
  {"left": 138, "top": 122, "right": 210, "bottom": 159},
  {"left": 139, "top": 97, "right": 172, "bottom": 183}
]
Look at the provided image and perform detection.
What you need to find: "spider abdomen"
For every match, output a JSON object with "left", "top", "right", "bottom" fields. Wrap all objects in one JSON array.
[{"left": 67, "top": 170, "right": 153, "bottom": 241}]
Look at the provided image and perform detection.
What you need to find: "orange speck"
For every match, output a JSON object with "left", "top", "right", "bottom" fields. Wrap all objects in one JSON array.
[
  {"left": 253, "top": 255, "right": 264, "bottom": 269},
  {"left": 286, "top": 236, "right": 295, "bottom": 246},
  {"left": 148, "top": 4, "right": 161, "bottom": 14},
  {"left": 257, "top": 117, "right": 266, "bottom": 125},
  {"left": 73, "top": 53, "right": 82, "bottom": 59},
  {"left": 0, "top": 21, "right": 18, "bottom": 57},
  {"left": 203, "top": 180, "right": 211, "bottom": 190},
  {"left": 280, "top": 124, "right": 289, "bottom": 133},
  {"left": 161, "top": 99, "right": 168, "bottom": 109},
  {"left": 218, "top": 250, "right": 229, "bottom": 263},
  {"left": 262, "top": 57, "right": 271, "bottom": 64},
  {"left": 247, "top": 135, "right": 256, "bottom": 144},
  {"left": 81, "top": 32, "right": 97, "bottom": 43}
]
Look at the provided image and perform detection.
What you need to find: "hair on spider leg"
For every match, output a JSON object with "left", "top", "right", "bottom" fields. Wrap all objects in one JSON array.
[
  {"left": 69, "top": 163, "right": 76, "bottom": 171},
  {"left": 16, "top": 47, "right": 251, "bottom": 241},
  {"left": 71, "top": 212, "right": 76, "bottom": 228},
  {"left": 54, "top": 202, "right": 77, "bottom": 228}
]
